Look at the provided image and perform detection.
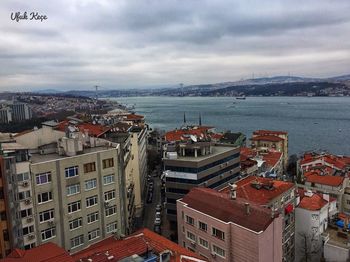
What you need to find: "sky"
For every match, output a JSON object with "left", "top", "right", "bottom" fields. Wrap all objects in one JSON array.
[{"left": 1, "top": 0, "right": 350, "bottom": 91}]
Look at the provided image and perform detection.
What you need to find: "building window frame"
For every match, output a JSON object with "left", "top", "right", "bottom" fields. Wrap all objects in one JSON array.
[
  {"left": 65, "top": 166, "right": 79, "bottom": 178},
  {"left": 35, "top": 172, "right": 51, "bottom": 185}
]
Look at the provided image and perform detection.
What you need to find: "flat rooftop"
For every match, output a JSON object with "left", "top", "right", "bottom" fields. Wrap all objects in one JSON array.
[
  {"left": 30, "top": 145, "right": 116, "bottom": 164},
  {"left": 165, "top": 145, "right": 237, "bottom": 163},
  {"left": 325, "top": 226, "right": 350, "bottom": 249}
]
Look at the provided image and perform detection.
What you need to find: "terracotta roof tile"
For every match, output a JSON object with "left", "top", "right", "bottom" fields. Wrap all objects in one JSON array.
[
  {"left": 181, "top": 188, "right": 275, "bottom": 232},
  {"left": 56, "top": 120, "right": 110, "bottom": 137},
  {"left": 221, "top": 176, "right": 294, "bottom": 205},
  {"left": 298, "top": 192, "right": 328, "bottom": 211},
  {"left": 251, "top": 135, "right": 284, "bottom": 142},
  {"left": 305, "top": 174, "right": 344, "bottom": 187},
  {"left": 124, "top": 114, "right": 144, "bottom": 120},
  {"left": 253, "top": 130, "right": 288, "bottom": 135},
  {"left": 2, "top": 242, "right": 74, "bottom": 262},
  {"left": 72, "top": 228, "right": 204, "bottom": 262}
]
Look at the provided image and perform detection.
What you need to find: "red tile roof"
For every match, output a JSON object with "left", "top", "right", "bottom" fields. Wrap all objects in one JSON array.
[
  {"left": 240, "top": 147, "right": 257, "bottom": 160},
  {"left": 2, "top": 242, "right": 74, "bottom": 262},
  {"left": 72, "top": 228, "right": 204, "bottom": 262},
  {"left": 56, "top": 120, "right": 110, "bottom": 137},
  {"left": 221, "top": 176, "right": 294, "bottom": 205},
  {"left": 251, "top": 135, "right": 284, "bottom": 142},
  {"left": 261, "top": 151, "right": 283, "bottom": 168},
  {"left": 305, "top": 174, "right": 344, "bottom": 187},
  {"left": 298, "top": 191, "right": 328, "bottom": 211},
  {"left": 300, "top": 153, "right": 349, "bottom": 171},
  {"left": 124, "top": 114, "right": 144, "bottom": 120},
  {"left": 253, "top": 130, "right": 288, "bottom": 136},
  {"left": 181, "top": 188, "right": 275, "bottom": 232},
  {"left": 165, "top": 126, "right": 214, "bottom": 142}
]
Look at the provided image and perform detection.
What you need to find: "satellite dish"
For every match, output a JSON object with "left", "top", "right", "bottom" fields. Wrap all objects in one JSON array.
[{"left": 190, "top": 135, "right": 197, "bottom": 142}]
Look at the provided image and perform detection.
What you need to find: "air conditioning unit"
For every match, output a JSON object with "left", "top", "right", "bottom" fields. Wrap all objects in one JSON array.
[
  {"left": 104, "top": 201, "right": 110, "bottom": 207},
  {"left": 22, "top": 181, "right": 29, "bottom": 187},
  {"left": 28, "top": 234, "right": 35, "bottom": 240},
  {"left": 26, "top": 217, "right": 33, "bottom": 223},
  {"left": 47, "top": 220, "right": 55, "bottom": 226},
  {"left": 190, "top": 241, "right": 196, "bottom": 247},
  {"left": 211, "top": 252, "right": 217, "bottom": 258},
  {"left": 24, "top": 199, "right": 31, "bottom": 205}
]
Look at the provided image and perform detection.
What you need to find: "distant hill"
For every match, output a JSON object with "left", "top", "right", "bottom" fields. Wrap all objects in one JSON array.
[{"left": 27, "top": 74, "right": 350, "bottom": 97}]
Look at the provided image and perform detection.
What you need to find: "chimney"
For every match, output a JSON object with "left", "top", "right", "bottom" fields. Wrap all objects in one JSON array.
[
  {"left": 229, "top": 183, "right": 237, "bottom": 200},
  {"left": 245, "top": 203, "right": 250, "bottom": 215}
]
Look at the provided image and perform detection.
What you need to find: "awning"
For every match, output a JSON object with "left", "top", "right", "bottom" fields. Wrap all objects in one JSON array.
[{"left": 285, "top": 203, "right": 294, "bottom": 214}]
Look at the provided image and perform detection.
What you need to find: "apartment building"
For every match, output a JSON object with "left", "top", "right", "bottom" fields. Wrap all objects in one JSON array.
[
  {"left": 295, "top": 189, "right": 337, "bottom": 262},
  {"left": 177, "top": 187, "right": 283, "bottom": 261},
  {"left": 129, "top": 126, "right": 148, "bottom": 224},
  {"left": 0, "top": 108, "right": 12, "bottom": 124},
  {"left": 0, "top": 137, "right": 36, "bottom": 252},
  {"left": 9, "top": 103, "right": 32, "bottom": 122},
  {"left": 10, "top": 122, "right": 127, "bottom": 253},
  {"left": 163, "top": 140, "right": 240, "bottom": 223},
  {"left": 251, "top": 130, "right": 288, "bottom": 170},
  {"left": 221, "top": 176, "right": 296, "bottom": 261}
]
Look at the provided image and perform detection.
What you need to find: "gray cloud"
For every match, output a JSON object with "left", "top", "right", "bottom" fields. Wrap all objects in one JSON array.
[{"left": 0, "top": 0, "right": 350, "bottom": 91}]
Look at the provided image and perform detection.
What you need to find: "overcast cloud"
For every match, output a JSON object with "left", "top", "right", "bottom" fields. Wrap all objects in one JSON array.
[{"left": 1, "top": 0, "right": 350, "bottom": 91}]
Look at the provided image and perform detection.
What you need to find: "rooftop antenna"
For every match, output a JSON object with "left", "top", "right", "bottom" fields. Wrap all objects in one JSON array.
[
  {"left": 183, "top": 112, "right": 186, "bottom": 124},
  {"left": 199, "top": 113, "right": 202, "bottom": 126},
  {"left": 94, "top": 85, "right": 99, "bottom": 105}
]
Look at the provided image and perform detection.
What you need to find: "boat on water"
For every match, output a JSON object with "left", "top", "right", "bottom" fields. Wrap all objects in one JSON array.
[{"left": 236, "top": 96, "right": 246, "bottom": 100}]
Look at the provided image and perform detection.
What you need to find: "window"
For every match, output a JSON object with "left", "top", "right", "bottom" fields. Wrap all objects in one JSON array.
[
  {"left": 186, "top": 231, "right": 196, "bottom": 241},
  {"left": 212, "top": 245, "right": 225, "bottom": 258},
  {"left": 87, "top": 212, "right": 99, "bottom": 224},
  {"left": 36, "top": 172, "right": 51, "bottom": 185},
  {"left": 103, "top": 174, "right": 115, "bottom": 185},
  {"left": 17, "top": 172, "right": 29, "bottom": 182},
  {"left": 103, "top": 158, "right": 114, "bottom": 169},
  {"left": 68, "top": 201, "right": 81, "bottom": 213},
  {"left": 41, "top": 227, "right": 56, "bottom": 241},
  {"left": 106, "top": 222, "right": 117, "bottom": 233},
  {"left": 104, "top": 190, "right": 116, "bottom": 201},
  {"left": 105, "top": 205, "right": 117, "bottom": 217},
  {"left": 199, "top": 238, "right": 209, "bottom": 249},
  {"left": 20, "top": 208, "right": 32, "bottom": 218},
  {"left": 22, "top": 225, "right": 34, "bottom": 236},
  {"left": 212, "top": 227, "right": 225, "bottom": 240},
  {"left": 88, "top": 229, "right": 100, "bottom": 241},
  {"left": 17, "top": 190, "right": 31, "bottom": 201},
  {"left": 199, "top": 221, "right": 207, "bottom": 232},
  {"left": 69, "top": 217, "right": 83, "bottom": 230},
  {"left": 85, "top": 179, "right": 97, "bottom": 191},
  {"left": 37, "top": 192, "right": 53, "bottom": 203},
  {"left": 186, "top": 215, "right": 194, "bottom": 226},
  {"left": 39, "top": 209, "right": 54, "bottom": 222},
  {"left": 86, "top": 195, "right": 98, "bottom": 208},
  {"left": 71, "top": 235, "right": 84, "bottom": 249},
  {"left": 65, "top": 166, "right": 79, "bottom": 178},
  {"left": 67, "top": 184, "right": 80, "bottom": 196},
  {"left": 84, "top": 162, "right": 96, "bottom": 173}
]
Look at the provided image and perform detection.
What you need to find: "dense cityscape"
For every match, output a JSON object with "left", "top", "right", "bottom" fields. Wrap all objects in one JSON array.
[{"left": 0, "top": 94, "right": 348, "bottom": 262}]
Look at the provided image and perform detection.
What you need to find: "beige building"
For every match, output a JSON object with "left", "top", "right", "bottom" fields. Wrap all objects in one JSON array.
[
  {"left": 129, "top": 126, "right": 148, "bottom": 224},
  {"left": 251, "top": 130, "right": 288, "bottom": 170},
  {"left": 14, "top": 124, "right": 127, "bottom": 253}
]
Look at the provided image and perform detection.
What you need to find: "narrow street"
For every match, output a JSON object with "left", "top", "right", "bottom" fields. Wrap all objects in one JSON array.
[{"left": 142, "top": 171, "right": 172, "bottom": 239}]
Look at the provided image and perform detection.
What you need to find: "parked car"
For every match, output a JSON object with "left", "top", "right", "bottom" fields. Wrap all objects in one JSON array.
[
  {"left": 147, "top": 193, "right": 153, "bottom": 203},
  {"left": 156, "top": 204, "right": 162, "bottom": 212},
  {"left": 154, "top": 217, "right": 161, "bottom": 226}
]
